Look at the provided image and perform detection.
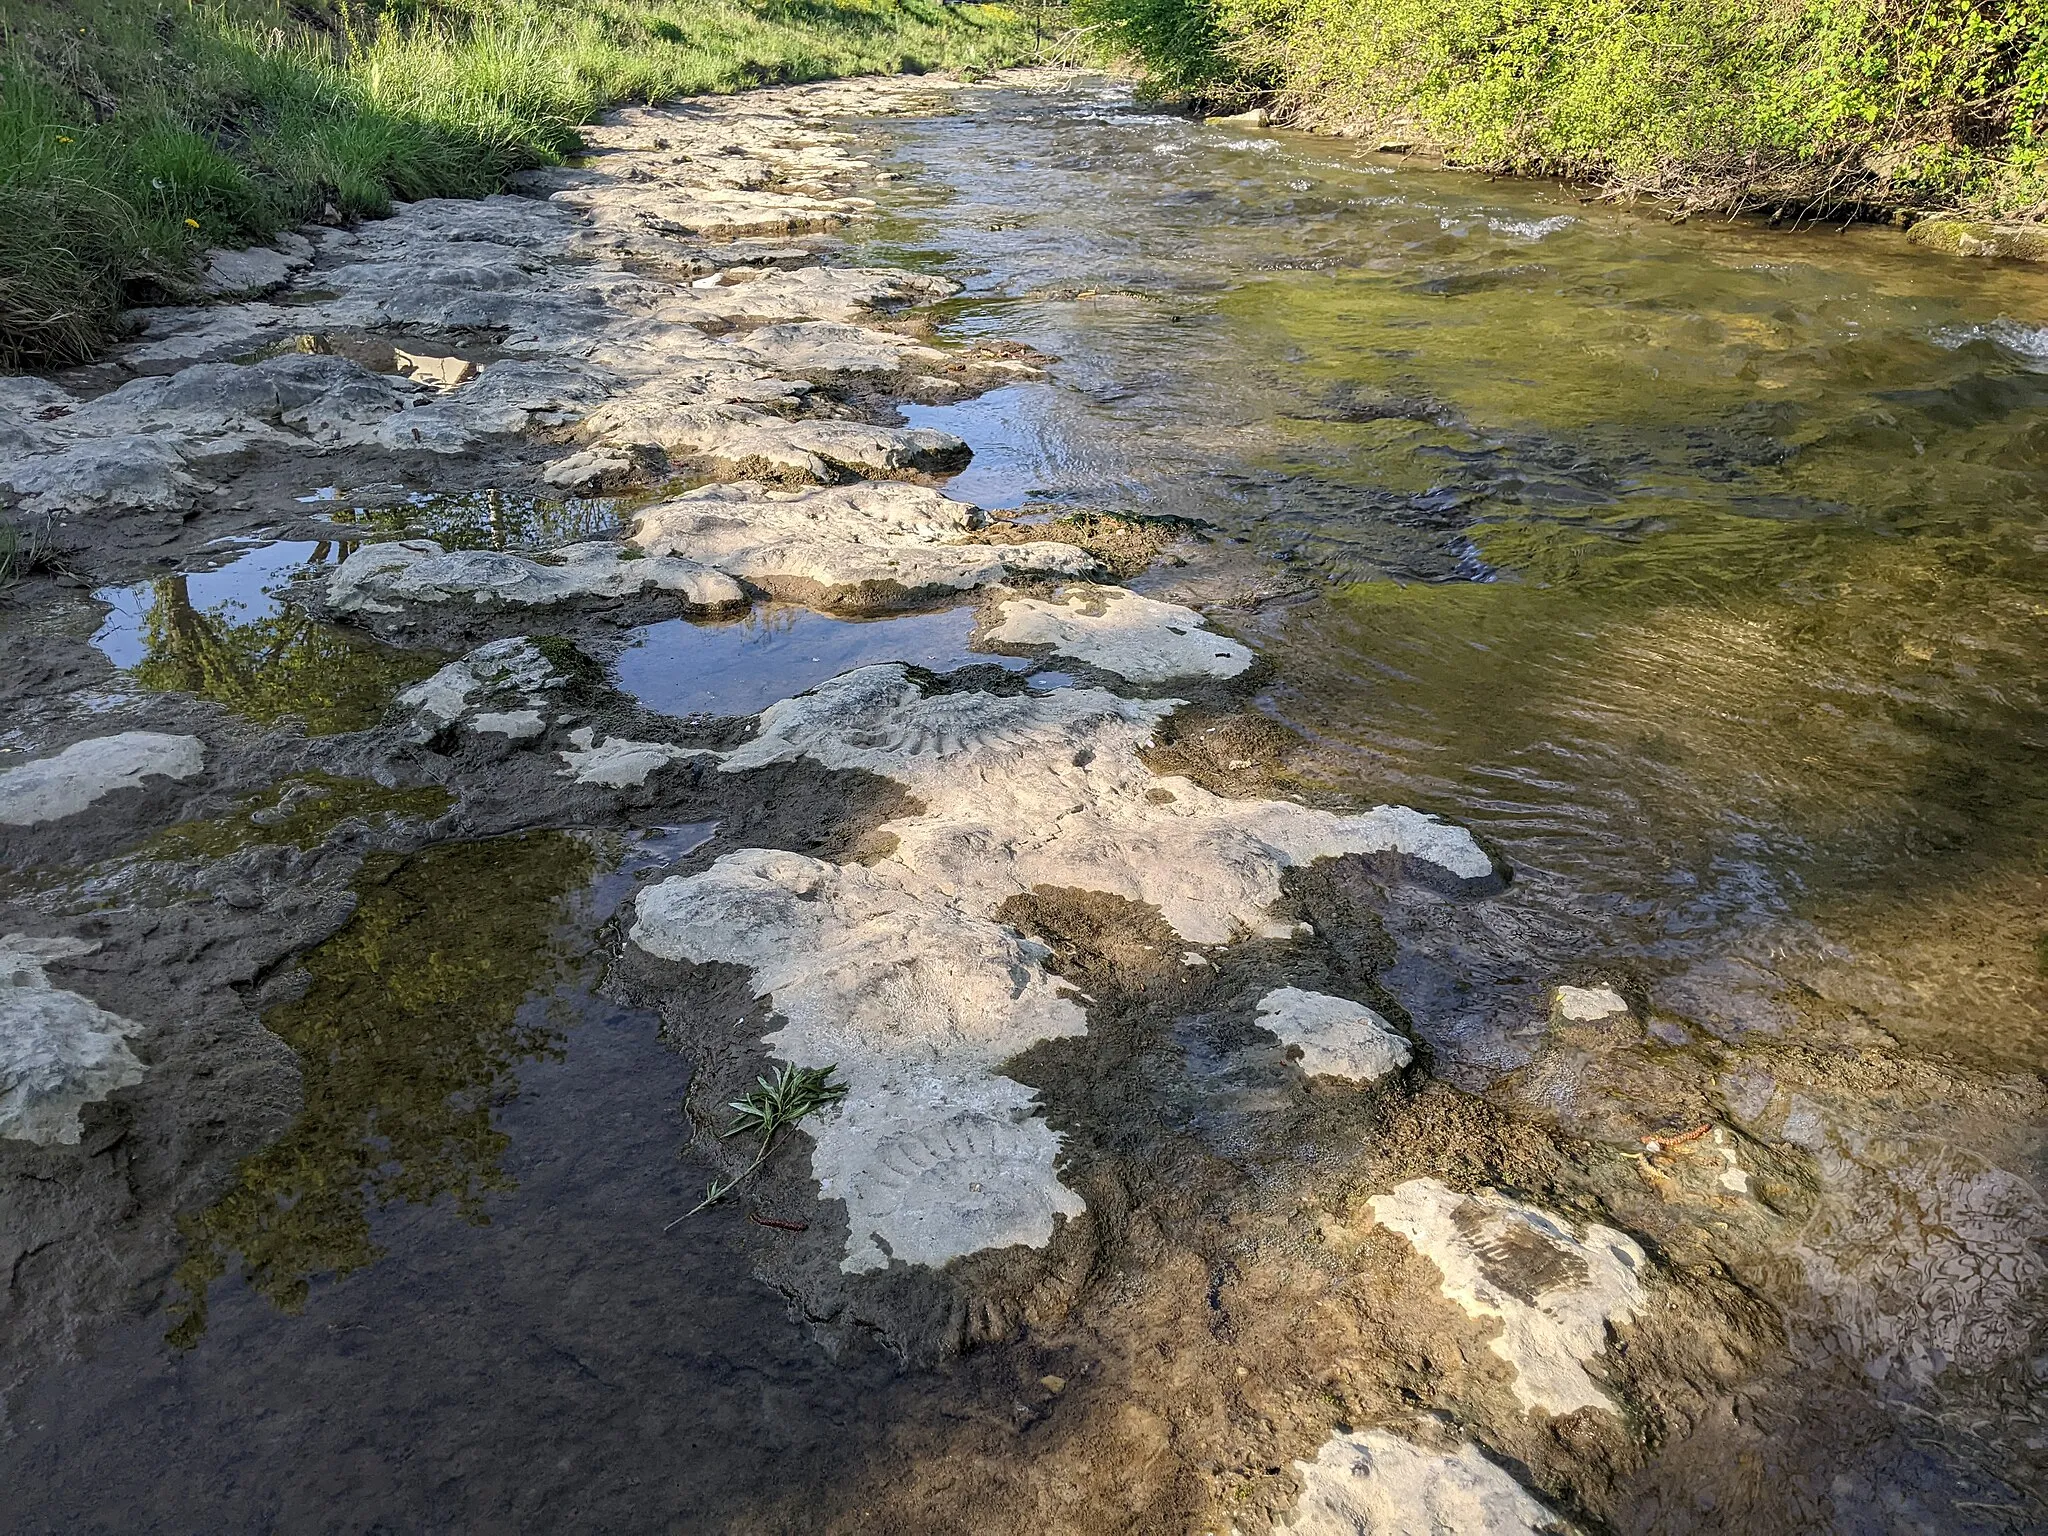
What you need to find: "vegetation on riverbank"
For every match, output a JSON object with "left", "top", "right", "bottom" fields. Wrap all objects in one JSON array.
[
  {"left": 0, "top": 0, "right": 1031, "bottom": 368},
  {"left": 1072, "top": 0, "right": 2048, "bottom": 220}
]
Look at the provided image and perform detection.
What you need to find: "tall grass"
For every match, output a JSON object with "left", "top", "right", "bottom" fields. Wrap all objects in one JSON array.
[{"left": 0, "top": 0, "right": 1033, "bottom": 368}]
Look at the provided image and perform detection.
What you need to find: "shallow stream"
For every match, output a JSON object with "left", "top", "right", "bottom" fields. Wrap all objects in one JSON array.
[{"left": 5, "top": 78, "right": 2046, "bottom": 1533}]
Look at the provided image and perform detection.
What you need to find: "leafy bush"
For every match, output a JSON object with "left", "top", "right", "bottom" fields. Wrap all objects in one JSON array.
[{"left": 1083, "top": 0, "right": 2048, "bottom": 216}]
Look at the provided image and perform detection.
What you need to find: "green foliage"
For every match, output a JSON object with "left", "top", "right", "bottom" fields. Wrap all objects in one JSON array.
[
  {"left": 1069, "top": 0, "right": 1235, "bottom": 90},
  {"left": 671, "top": 1061, "right": 846, "bottom": 1222},
  {"left": 1093, "top": 0, "right": 2048, "bottom": 214},
  {"left": 0, "top": 0, "right": 1035, "bottom": 366},
  {"left": 167, "top": 832, "right": 596, "bottom": 1347}
]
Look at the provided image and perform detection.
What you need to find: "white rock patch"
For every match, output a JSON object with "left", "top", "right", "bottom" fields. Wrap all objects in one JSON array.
[
  {"left": 632, "top": 480, "right": 1095, "bottom": 606},
  {"left": 0, "top": 936, "right": 148, "bottom": 1146},
  {"left": 1285, "top": 1429, "right": 1563, "bottom": 1535},
  {"left": 718, "top": 665, "right": 1495, "bottom": 943},
  {"left": 395, "top": 637, "right": 563, "bottom": 738},
  {"left": 328, "top": 538, "right": 744, "bottom": 615},
  {"left": 557, "top": 727, "right": 715, "bottom": 787},
  {"left": 1368, "top": 1178, "right": 1646, "bottom": 1417},
  {"left": 988, "top": 584, "right": 1253, "bottom": 683},
  {"left": 1553, "top": 985, "right": 1630, "bottom": 1022},
  {"left": 1255, "top": 988, "right": 1412, "bottom": 1082},
  {"left": 0, "top": 732, "right": 205, "bottom": 825},
  {"left": 631, "top": 849, "right": 1088, "bottom": 1273}
]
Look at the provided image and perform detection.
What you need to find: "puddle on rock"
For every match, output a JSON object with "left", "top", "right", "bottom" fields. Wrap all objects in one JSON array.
[
  {"left": 91, "top": 539, "right": 439, "bottom": 734},
  {"left": 307, "top": 485, "right": 627, "bottom": 552},
  {"left": 612, "top": 602, "right": 1030, "bottom": 718}
]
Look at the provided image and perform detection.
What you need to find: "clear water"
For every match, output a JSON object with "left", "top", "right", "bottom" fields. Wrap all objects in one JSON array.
[
  {"left": 90, "top": 538, "right": 434, "bottom": 734},
  {"left": 612, "top": 602, "right": 1030, "bottom": 718},
  {"left": 848, "top": 86, "right": 2048, "bottom": 1080}
]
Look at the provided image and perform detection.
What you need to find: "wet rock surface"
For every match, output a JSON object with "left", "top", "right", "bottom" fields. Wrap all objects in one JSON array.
[{"left": 0, "top": 68, "right": 2042, "bottom": 1536}]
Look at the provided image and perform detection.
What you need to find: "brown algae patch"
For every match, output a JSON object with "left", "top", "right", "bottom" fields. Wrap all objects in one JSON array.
[
  {"left": 971, "top": 510, "right": 1181, "bottom": 580},
  {"left": 165, "top": 831, "right": 596, "bottom": 1346}
]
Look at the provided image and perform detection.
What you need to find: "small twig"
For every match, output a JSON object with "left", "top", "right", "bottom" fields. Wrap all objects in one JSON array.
[{"left": 749, "top": 1212, "right": 809, "bottom": 1233}]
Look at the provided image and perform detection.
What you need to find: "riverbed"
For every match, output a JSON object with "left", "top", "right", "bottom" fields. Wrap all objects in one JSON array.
[{"left": 1, "top": 71, "right": 2043, "bottom": 1534}]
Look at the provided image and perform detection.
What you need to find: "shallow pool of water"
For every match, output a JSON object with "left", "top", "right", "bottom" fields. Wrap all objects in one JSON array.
[
  {"left": 612, "top": 602, "right": 1030, "bottom": 718},
  {"left": 91, "top": 538, "right": 437, "bottom": 734}
]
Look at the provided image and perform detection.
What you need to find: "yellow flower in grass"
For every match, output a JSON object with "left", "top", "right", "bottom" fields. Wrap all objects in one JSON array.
[{"left": 184, "top": 218, "right": 201, "bottom": 229}]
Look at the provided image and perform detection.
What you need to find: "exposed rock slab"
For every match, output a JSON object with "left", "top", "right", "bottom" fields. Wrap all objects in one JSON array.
[
  {"left": 0, "top": 733, "right": 205, "bottom": 826},
  {"left": 0, "top": 936, "right": 148, "bottom": 1146},
  {"left": 631, "top": 848, "right": 1088, "bottom": 1274},
  {"left": 395, "top": 638, "right": 564, "bottom": 740},
  {"left": 632, "top": 481, "right": 1096, "bottom": 608},
  {"left": 718, "top": 665, "right": 1496, "bottom": 944},
  {"left": 1255, "top": 987, "right": 1412, "bottom": 1082},
  {"left": 988, "top": 583, "right": 1254, "bottom": 683},
  {"left": 557, "top": 727, "right": 712, "bottom": 787},
  {"left": 1368, "top": 1178, "right": 1646, "bottom": 1416},
  {"left": 327, "top": 538, "right": 744, "bottom": 616}
]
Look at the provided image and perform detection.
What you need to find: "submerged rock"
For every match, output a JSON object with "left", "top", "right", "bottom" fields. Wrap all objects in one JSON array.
[
  {"left": 1255, "top": 987, "right": 1412, "bottom": 1082},
  {"left": 1368, "top": 1178, "right": 1646, "bottom": 1417},
  {"left": 1285, "top": 1429, "right": 1563, "bottom": 1535},
  {"left": 0, "top": 936, "right": 148, "bottom": 1146},
  {"left": 0, "top": 733, "right": 205, "bottom": 826}
]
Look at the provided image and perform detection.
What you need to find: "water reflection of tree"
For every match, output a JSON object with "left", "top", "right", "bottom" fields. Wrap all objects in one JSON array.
[
  {"left": 166, "top": 833, "right": 596, "bottom": 1348},
  {"left": 133, "top": 553, "right": 434, "bottom": 735}
]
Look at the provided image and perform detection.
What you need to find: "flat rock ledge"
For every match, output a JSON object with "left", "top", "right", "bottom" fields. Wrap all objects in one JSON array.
[
  {"left": 0, "top": 936, "right": 148, "bottom": 1147},
  {"left": 1368, "top": 1178, "right": 1646, "bottom": 1417},
  {"left": 1285, "top": 1429, "right": 1566, "bottom": 1535},
  {"left": 0, "top": 733, "right": 206, "bottom": 826}
]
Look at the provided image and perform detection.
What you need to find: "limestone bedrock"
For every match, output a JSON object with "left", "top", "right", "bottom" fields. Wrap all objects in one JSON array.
[
  {"left": 632, "top": 481, "right": 1096, "bottom": 609},
  {"left": 633, "top": 665, "right": 1494, "bottom": 1275},
  {"left": 1285, "top": 1429, "right": 1563, "bottom": 1535},
  {"left": 1255, "top": 987, "right": 1412, "bottom": 1082},
  {"left": 0, "top": 936, "right": 149, "bottom": 1147},
  {"left": 1368, "top": 1178, "right": 1647, "bottom": 1416},
  {"left": 327, "top": 538, "right": 745, "bottom": 615},
  {"left": 558, "top": 727, "right": 714, "bottom": 788},
  {"left": 1553, "top": 984, "right": 1631, "bottom": 1022},
  {"left": 630, "top": 849, "right": 1088, "bottom": 1275},
  {"left": 0, "top": 733, "right": 205, "bottom": 826},
  {"left": 987, "top": 583, "right": 1254, "bottom": 683}
]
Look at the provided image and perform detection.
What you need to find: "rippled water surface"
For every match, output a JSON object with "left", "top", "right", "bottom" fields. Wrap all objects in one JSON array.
[{"left": 852, "top": 87, "right": 2048, "bottom": 1078}]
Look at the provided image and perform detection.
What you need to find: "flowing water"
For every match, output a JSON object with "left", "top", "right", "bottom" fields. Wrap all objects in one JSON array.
[
  {"left": 852, "top": 88, "right": 2048, "bottom": 1082},
  {"left": 7, "top": 80, "right": 2048, "bottom": 1532}
]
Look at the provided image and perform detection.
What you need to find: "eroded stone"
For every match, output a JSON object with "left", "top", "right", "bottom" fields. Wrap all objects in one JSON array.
[
  {"left": 1368, "top": 1178, "right": 1646, "bottom": 1417},
  {"left": 0, "top": 733, "right": 205, "bottom": 826},
  {"left": 988, "top": 583, "right": 1254, "bottom": 683},
  {"left": 1255, "top": 987, "right": 1412, "bottom": 1082},
  {"left": 0, "top": 935, "right": 148, "bottom": 1146},
  {"left": 1285, "top": 1429, "right": 1562, "bottom": 1535}
]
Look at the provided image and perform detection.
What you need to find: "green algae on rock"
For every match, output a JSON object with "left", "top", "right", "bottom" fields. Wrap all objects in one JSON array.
[{"left": 165, "top": 831, "right": 597, "bottom": 1347}]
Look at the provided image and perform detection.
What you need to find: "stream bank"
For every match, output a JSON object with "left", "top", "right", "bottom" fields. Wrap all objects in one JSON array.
[{"left": 2, "top": 69, "right": 2044, "bottom": 1534}]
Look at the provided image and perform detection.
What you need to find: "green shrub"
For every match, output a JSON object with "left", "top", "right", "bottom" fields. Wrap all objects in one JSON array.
[{"left": 1085, "top": 0, "right": 2048, "bottom": 216}]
